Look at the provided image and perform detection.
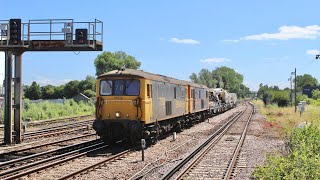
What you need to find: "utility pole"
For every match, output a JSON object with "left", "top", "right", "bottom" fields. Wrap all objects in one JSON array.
[
  {"left": 294, "top": 68, "right": 297, "bottom": 113},
  {"left": 288, "top": 76, "right": 293, "bottom": 106}
]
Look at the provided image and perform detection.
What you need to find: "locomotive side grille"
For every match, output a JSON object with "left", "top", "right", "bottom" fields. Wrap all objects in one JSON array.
[
  {"left": 166, "top": 101, "right": 172, "bottom": 115},
  {"left": 193, "top": 99, "right": 195, "bottom": 110},
  {"left": 201, "top": 99, "right": 204, "bottom": 109}
]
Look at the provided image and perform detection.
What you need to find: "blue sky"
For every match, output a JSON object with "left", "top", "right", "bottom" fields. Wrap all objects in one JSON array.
[{"left": 1, "top": 0, "right": 320, "bottom": 91}]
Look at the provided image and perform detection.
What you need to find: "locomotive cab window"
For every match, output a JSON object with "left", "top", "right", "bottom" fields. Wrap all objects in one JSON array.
[
  {"left": 126, "top": 79, "right": 140, "bottom": 96},
  {"left": 100, "top": 80, "right": 112, "bottom": 95},
  {"left": 100, "top": 79, "right": 140, "bottom": 96},
  {"left": 114, "top": 80, "right": 125, "bottom": 95},
  {"left": 147, "top": 84, "right": 152, "bottom": 98}
]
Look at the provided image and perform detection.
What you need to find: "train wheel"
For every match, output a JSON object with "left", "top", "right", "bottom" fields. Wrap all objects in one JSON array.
[
  {"left": 175, "top": 121, "right": 182, "bottom": 133},
  {"left": 129, "top": 134, "right": 138, "bottom": 146}
]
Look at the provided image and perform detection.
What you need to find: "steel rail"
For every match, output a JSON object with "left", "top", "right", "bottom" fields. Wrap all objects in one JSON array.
[
  {"left": 0, "top": 139, "right": 101, "bottom": 169},
  {"left": 23, "top": 126, "right": 90, "bottom": 140},
  {"left": 24, "top": 120, "right": 93, "bottom": 135},
  {"left": 2, "top": 142, "right": 108, "bottom": 180},
  {"left": 0, "top": 116, "right": 93, "bottom": 130},
  {"left": 161, "top": 109, "right": 245, "bottom": 180},
  {"left": 26, "top": 115, "right": 93, "bottom": 127},
  {"left": 0, "top": 133, "right": 96, "bottom": 156},
  {"left": 223, "top": 103, "right": 254, "bottom": 180},
  {"left": 59, "top": 149, "right": 133, "bottom": 179},
  {"left": 173, "top": 107, "right": 248, "bottom": 180}
]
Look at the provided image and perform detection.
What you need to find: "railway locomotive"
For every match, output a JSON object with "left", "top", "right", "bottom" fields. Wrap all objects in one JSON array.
[{"left": 93, "top": 69, "right": 236, "bottom": 145}]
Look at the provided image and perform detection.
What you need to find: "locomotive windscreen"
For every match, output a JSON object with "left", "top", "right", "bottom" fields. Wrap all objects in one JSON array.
[{"left": 100, "top": 79, "right": 140, "bottom": 96}]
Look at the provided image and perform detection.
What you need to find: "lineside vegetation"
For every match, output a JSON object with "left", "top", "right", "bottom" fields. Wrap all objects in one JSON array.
[
  {"left": 22, "top": 99, "right": 95, "bottom": 121},
  {"left": 252, "top": 100, "right": 320, "bottom": 179}
]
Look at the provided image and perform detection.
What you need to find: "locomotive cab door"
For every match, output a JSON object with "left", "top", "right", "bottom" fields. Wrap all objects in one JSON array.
[
  {"left": 188, "top": 85, "right": 193, "bottom": 113},
  {"left": 144, "top": 80, "right": 153, "bottom": 123}
]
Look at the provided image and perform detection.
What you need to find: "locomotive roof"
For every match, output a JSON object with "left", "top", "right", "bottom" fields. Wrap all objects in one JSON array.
[{"left": 98, "top": 69, "right": 207, "bottom": 88}]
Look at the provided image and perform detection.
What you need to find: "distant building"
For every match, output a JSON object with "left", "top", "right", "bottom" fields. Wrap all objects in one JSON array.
[{"left": 302, "top": 85, "right": 320, "bottom": 98}]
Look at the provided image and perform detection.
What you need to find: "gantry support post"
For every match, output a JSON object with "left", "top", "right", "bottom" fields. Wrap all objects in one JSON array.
[
  {"left": 13, "top": 53, "right": 22, "bottom": 143},
  {"left": 4, "top": 51, "right": 13, "bottom": 145}
]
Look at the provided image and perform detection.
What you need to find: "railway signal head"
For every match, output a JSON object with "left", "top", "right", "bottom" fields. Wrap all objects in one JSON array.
[
  {"left": 9, "top": 19, "right": 21, "bottom": 45},
  {"left": 75, "top": 29, "right": 88, "bottom": 44}
]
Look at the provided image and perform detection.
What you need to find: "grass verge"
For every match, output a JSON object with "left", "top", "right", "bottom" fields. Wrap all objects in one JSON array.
[{"left": 252, "top": 100, "right": 320, "bottom": 179}]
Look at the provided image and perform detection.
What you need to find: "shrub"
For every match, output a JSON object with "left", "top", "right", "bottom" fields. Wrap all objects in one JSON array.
[
  {"left": 253, "top": 123, "right": 320, "bottom": 179},
  {"left": 312, "top": 89, "right": 320, "bottom": 100},
  {"left": 22, "top": 99, "right": 94, "bottom": 121},
  {"left": 272, "top": 91, "right": 289, "bottom": 107}
]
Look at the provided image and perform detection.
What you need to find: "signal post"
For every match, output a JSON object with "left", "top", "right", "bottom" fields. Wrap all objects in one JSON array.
[{"left": 0, "top": 18, "right": 103, "bottom": 144}]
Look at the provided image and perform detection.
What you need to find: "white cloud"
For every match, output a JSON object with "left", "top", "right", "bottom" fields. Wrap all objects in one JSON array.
[
  {"left": 200, "top": 58, "right": 230, "bottom": 64},
  {"left": 241, "top": 25, "right": 320, "bottom": 40},
  {"left": 30, "top": 75, "right": 73, "bottom": 86},
  {"left": 306, "top": 49, "right": 320, "bottom": 55},
  {"left": 221, "top": 39, "right": 239, "bottom": 43},
  {"left": 170, "top": 37, "right": 200, "bottom": 45},
  {"left": 0, "top": 52, "right": 4, "bottom": 85}
]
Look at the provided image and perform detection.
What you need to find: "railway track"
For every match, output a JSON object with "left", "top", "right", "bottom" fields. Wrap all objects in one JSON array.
[
  {"left": 22, "top": 119, "right": 94, "bottom": 140},
  {"left": 58, "top": 148, "right": 133, "bottom": 179},
  {"left": 0, "top": 133, "right": 96, "bottom": 159},
  {"left": 0, "top": 114, "right": 93, "bottom": 130},
  {"left": 0, "top": 139, "right": 107, "bottom": 180},
  {"left": 162, "top": 102, "right": 254, "bottom": 179}
]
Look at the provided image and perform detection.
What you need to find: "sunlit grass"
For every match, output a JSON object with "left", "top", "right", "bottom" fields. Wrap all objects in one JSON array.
[
  {"left": 252, "top": 100, "right": 320, "bottom": 137},
  {"left": 252, "top": 100, "right": 320, "bottom": 179}
]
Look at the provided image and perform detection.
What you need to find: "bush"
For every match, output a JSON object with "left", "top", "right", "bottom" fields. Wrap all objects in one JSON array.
[
  {"left": 22, "top": 99, "right": 95, "bottom": 121},
  {"left": 272, "top": 91, "right": 289, "bottom": 107},
  {"left": 312, "top": 89, "right": 320, "bottom": 100},
  {"left": 311, "top": 99, "right": 320, "bottom": 106},
  {"left": 253, "top": 123, "right": 320, "bottom": 179}
]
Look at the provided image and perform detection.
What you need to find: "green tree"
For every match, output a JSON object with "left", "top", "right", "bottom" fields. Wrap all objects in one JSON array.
[
  {"left": 78, "top": 75, "right": 96, "bottom": 92},
  {"left": 198, "top": 69, "right": 217, "bottom": 88},
  {"left": 295, "top": 74, "right": 318, "bottom": 92},
  {"left": 24, "top": 81, "right": 41, "bottom": 100},
  {"left": 41, "top": 85, "right": 55, "bottom": 99},
  {"left": 257, "top": 84, "right": 269, "bottom": 99},
  {"left": 83, "top": 89, "right": 96, "bottom": 98},
  {"left": 189, "top": 69, "right": 217, "bottom": 88},
  {"left": 64, "top": 80, "right": 80, "bottom": 99},
  {"left": 189, "top": 73, "right": 199, "bottom": 83},
  {"left": 52, "top": 85, "right": 65, "bottom": 99},
  {"left": 239, "top": 84, "right": 251, "bottom": 98},
  {"left": 212, "top": 66, "right": 243, "bottom": 92},
  {"left": 190, "top": 66, "right": 244, "bottom": 92},
  {"left": 94, "top": 51, "right": 141, "bottom": 76}
]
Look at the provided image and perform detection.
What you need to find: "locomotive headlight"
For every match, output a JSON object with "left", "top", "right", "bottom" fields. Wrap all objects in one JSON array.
[{"left": 115, "top": 112, "right": 121, "bottom": 118}]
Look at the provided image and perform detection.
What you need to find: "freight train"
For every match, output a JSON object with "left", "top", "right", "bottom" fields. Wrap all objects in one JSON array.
[{"left": 93, "top": 69, "right": 237, "bottom": 145}]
